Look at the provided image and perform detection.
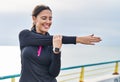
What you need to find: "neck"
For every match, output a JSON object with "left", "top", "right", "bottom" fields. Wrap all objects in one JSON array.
[{"left": 36, "top": 27, "right": 46, "bottom": 35}]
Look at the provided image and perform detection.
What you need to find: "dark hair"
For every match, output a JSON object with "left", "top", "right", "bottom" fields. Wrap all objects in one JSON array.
[{"left": 32, "top": 5, "right": 52, "bottom": 28}]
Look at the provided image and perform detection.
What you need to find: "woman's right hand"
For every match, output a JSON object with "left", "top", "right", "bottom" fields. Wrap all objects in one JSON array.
[{"left": 76, "top": 34, "right": 102, "bottom": 45}]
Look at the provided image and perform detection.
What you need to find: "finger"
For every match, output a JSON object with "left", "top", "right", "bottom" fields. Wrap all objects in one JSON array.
[
  {"left": 56, "top": 35, "right": 62, "bottom": 40},
  {"left": 91, "top": 34, "right": 94, "bottom": 36},
  {"left": 53, "top": 35, "right": 59, "bottom": 39},
  {"left": 90, "top": 39, "right": 100, "bottom": 42},
  {"left": 92, "top": 36, "right": 101, "bottom": 40},
  {"left": 91, "top": 35, "right": 102, "bottom": 41},
  {"left": 59, "top": 35, "right": 62, "bottom": 40},
  {"left": 86, "top": 42, "right": 95, "bottom": 45},
  {"left": 90, "top": 37, "right": 101, "bottom": 42},
  {"left": 96, "top": 37, "right": 102, "bottom": 42},
  {"left": 90, "top": 43, "right": 95, "bottom": 45}
]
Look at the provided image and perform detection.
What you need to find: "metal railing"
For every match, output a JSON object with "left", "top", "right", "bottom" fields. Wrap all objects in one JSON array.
[{"left": 0, "top": 60, "right": 120, "bottom": 82}]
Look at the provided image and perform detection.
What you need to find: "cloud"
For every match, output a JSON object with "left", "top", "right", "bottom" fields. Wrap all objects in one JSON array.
[{"left": 0, "top": 0, "right": 120, "bottom": 46}]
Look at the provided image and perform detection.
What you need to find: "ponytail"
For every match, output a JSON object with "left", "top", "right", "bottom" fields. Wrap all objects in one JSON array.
[{"left": 31, "top": 23, "right": 36, "bottom": 29}]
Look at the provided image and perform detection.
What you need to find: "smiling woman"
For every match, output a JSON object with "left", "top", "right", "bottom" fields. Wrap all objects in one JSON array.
[
  {"left": 32, "top": 5, "right": 52, "bottom": 34},
  {"left": 18, "top": 4, "right": 101, "bottom": 82},
  {"left": 0, "top": 0, "right": 120, "bottom": 82}
]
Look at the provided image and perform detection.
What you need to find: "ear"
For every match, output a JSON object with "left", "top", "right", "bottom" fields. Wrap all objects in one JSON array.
[{"left": 32, "top": 16, "right": 36, "bottom": 24}]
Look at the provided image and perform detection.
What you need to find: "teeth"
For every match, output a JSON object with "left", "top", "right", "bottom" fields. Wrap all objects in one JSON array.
[
  {"left": 43, "top": 24, "right": 49, "bottom": 28},
  {"left": 42, "top": 23, "right": 51, "bottom": 29},
  {"left": 45, "top": 25, "right": 48, "bottom": 28}
]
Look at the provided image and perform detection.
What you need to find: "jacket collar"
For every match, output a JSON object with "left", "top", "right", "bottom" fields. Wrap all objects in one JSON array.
[{"left": 31, "top": 27, "right": 50, "bottom": 36}]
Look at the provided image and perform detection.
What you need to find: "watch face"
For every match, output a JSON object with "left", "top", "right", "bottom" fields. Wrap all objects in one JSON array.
[{"left": 55, "top": 48, "right": 60, "bottom": 52}]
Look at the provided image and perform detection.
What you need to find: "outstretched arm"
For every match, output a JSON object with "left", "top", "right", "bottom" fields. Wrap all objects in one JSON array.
[
  {"left": 19, "top": 30, "right": 76, "bottom": 49},
  {"left": 19, "top": 30, "right": 101, "bottom": 50}
]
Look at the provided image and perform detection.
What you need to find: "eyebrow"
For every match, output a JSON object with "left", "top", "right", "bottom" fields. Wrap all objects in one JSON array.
[{"left": 40, "top": 16, "right": 52, "bottom": 18}]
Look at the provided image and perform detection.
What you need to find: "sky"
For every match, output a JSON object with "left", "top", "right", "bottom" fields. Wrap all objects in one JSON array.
[{"left": 0, "top": 0, "right": 120, "bottom": 46}]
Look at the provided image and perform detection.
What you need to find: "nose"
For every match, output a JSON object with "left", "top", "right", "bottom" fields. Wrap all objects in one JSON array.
[{"left": 46, "top": 19, "right": 52, "bottom": 24}]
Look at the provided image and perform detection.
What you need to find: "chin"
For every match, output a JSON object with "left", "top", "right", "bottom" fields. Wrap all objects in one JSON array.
[
  {"left": 43, "top": 30, "right": 49, "bottom": 33},
  {"left": 43, "top": 29, "right": 49, "bottom": 32}
]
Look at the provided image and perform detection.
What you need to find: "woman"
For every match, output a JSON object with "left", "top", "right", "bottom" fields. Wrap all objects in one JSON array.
[{"left": 19, "top": 4, "right": 101, "bottom": 82}]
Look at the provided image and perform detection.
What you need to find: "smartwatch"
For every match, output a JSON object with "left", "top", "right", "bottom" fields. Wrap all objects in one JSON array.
[{"left": 53, "top": 48, "right": 60, "bottom": 54}]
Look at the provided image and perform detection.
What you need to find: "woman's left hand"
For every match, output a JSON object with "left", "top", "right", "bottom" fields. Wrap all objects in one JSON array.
[{"left": 53, "top": 35, "right": 62, "bottom": 49}]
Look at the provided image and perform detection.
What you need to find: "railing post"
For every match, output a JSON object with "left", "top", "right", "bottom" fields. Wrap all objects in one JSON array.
[
  {"left": 113, "top": 62, "right": 119, "bottom": 75},
  {"left": 11, "top": 78, "right": 15, "bottom": 82},
  {"left": 79, "top": 67, "right": 84, "bottom": 82}
]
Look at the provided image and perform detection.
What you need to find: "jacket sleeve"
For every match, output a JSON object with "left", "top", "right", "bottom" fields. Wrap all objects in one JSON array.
[
  {"left": 19, "top": 29, "right": 52, "bottom": 49},
  {"left": 19, "top": 29, "right": 76, "bottom": 49},
  {"left": 48, "top": 53, "right": 61, "bottom": 77}
]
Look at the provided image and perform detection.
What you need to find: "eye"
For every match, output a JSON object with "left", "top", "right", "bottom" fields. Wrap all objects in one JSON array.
[
  {"left": 41, "top": 16, "right": 47, "bottom": 20},
  {"left": 49, "top": 17, "right": 52, "bottom": 21}
]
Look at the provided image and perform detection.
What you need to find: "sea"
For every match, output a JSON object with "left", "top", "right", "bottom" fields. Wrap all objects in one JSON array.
[{"left": 0, "top": 45, "right": 120, "bottom": 82}]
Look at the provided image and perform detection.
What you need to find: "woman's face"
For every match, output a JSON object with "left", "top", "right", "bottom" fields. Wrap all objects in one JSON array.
[{"left": 33, "top": 9, "right": 52, "bottom": 34}]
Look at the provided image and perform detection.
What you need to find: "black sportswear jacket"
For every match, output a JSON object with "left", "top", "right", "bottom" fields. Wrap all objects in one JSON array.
[{"left": 19, "top": 28, "right": 76, "bottom": 82}]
